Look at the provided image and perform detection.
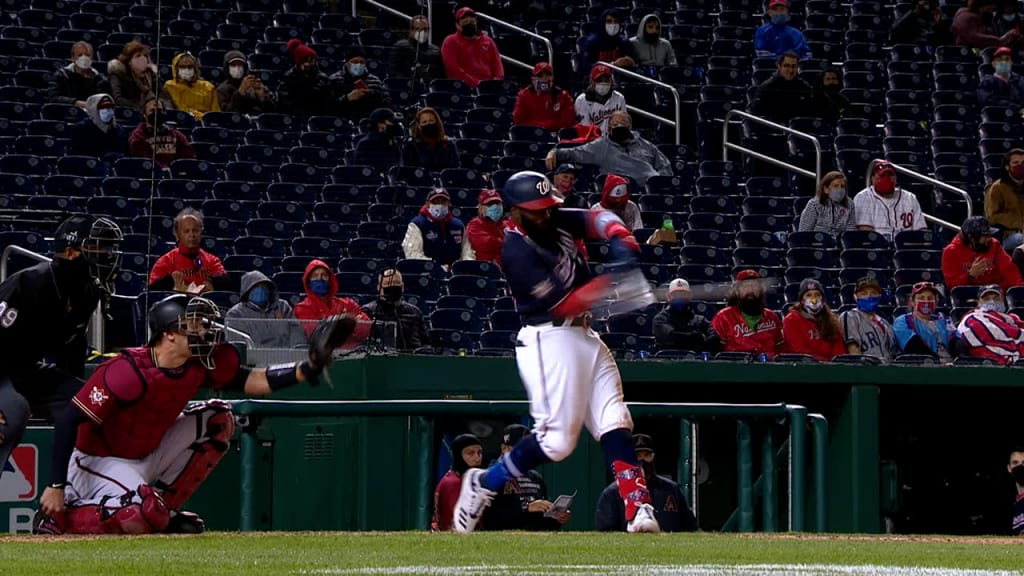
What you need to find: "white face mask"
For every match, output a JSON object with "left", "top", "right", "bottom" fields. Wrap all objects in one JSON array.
[
  {"left": 605, "top": 23, "right": 620, "bottom": 36},
  {"left": 594, "top": 82, "right": 611, "bottom": 96},
  {"left": 413, "top": 30, "right": 429, "bottom": 44},
  {"left": 98, "top": 108, "right": 114, "bottom": 123},
  {"left": 229, "top": 65, "right": 245, "bottom": 79},
  {"left": 178, "top": 68, "right": 195, "bottom": 81},
  {"left": 428, "top": 204, "right": 449, "bottom": 219},
  {"left": 75, "top": 55, "right": 92, "bottom": 70}
]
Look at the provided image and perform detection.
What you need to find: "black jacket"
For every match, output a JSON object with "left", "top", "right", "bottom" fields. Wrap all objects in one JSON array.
[
  {"left": 652, "top": 306, "right": 713, "bottom": 352},
  {"left": 48, "top": 64, "right": 111, "bottom": 106},
  {"left": 331, "top": 70, "right": 390, "bottom": 122},
  {"left": 595, "top": 472, "right": 698, "bottom": 532},
  {"left": 277, "top": 67, "right": 338, "bottom": 118},
  {"left": 750, "top": 74, "right": 813, "bottom": 126},
  {"left": 387, "top": 38, "right": 444, "bottom": 83},
  {"left": 809, "top": 87, "right": 848, "bottom": 126},
  {"left": 361, "top": 298, "right": 430, "bottom": 351},
  {"left": 481, "top": 469, "right": 562, "bottom": 531}
]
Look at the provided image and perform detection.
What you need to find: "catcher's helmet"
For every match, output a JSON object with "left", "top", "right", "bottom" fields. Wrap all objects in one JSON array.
[
  {"left": 54, "top": 213, "right": 123, "bottom": 294},
  {"left": 147, "top": 294, "right": 224, "bottom": 369},
  {"left": 501, "top": 170, "right": 562, "bottom": 211}
]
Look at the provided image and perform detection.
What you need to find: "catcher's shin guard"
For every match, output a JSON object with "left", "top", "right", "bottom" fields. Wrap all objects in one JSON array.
[
  {"left": 612, "top": 460, "right": 652, "bottom": 523},
  {"left": 60, "top": 485, "right": 170, "bottom": 534},
  {"left": 160, "top": 403, "right": 234, "bottom": 510}
]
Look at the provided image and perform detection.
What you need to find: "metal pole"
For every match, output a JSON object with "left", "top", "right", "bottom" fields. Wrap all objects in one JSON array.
[
  {"left": 679, "top": 418, "right": 692, "bottom": 508},
  {"left": 598, "top": 61, "right": 682, "bottom": 145},
  {"left": 722, "top": 109, "right": 823, "bottom": 182},
  {"left": 788, "top": 405, "right": 808, "bottom": 532},
  {"left": 477, "top": 12, "right": 553, "bottom": 74},
  {"left": 413, "top": 416, "right": 433, "bottom": 530},
  {"left": 809, "top": 413, "right": 829, "bottom": 533},
  {"left": 761, "top": 430, "right": 776, "bottom": 532},
  {"left": 239, "top": 429, "right": 257, "bottom": 532},
  {"left": 690, "top": 421, "right": 699, "bottom": 522},
  {"left": 724, "top": 142, "right": 817, "bottom": 178},
  {"left": 736, "top": 419, "right": 753, "bottom": 532}
]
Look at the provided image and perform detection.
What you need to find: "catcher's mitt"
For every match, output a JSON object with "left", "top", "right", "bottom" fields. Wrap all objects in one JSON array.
[{"left": 308, "top": 314, "right": 358, "bottom": 371}]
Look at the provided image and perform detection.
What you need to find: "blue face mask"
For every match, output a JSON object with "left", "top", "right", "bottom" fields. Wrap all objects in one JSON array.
[
  {"left": 771, "top": 13, "right": 790, "bottom": 25},
  {"left": 856, "top": 296, "right": 880, "bottom": 313},
  {"left": 248, "top": 285, "right": 270, "bottom": 308},
  {"left": 669, "top": 298, "right": 688, "bottom": 311},
  {"left": 484, "top": 204, "right": 503, "bottom": 222},
  {"left": 995, "top": 61, "right": 1013, "bottom": 75},
  {"left": 981, "top": 300, "right": 1007, "bottom": 314},
  {"left": 309, "top": 278, "right": 330, "bottom": 297},
  {"left": 348, "top": 62, "right": 366, "bottom": 77}
]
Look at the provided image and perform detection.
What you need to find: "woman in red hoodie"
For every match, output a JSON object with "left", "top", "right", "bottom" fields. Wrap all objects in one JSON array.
[
  {"left": 465, "top": 189, "right": 506, "bottom": 265},
  {"left": 782, "top": 278, "right": 846, "bottom": 362},
  {"left": 292, "top": 258, "right": 370, "bottom": 340}
]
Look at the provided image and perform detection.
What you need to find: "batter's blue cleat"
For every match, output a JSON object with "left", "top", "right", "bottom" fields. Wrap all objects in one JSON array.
[{"left": 452, "top": 468, "right": 495, "bottom": 533}]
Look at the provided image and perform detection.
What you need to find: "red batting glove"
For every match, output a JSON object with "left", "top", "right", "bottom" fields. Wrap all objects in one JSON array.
[{"left": 604, "top": 221, "right": 640, "bottom": 252}]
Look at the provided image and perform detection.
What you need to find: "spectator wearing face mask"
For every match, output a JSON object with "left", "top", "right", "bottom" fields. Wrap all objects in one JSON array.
[
  {"left": 278, "top": 39, "right": 338, "bottom": 118},
  {"left": 465, "top": 189, "right": 507, "bottom": 265},
  {"left": 293, "top": 258, "right": 371, "bottom": 340},
  {"left": 653, "top": 279, "right": 714, "bottom": 352},
  {"left": 225, "top": 270, "right": 306, "bottom": 349},
  {"left": 798, "top": 171, "right": 855, "bottom": 237},
  {"left": 402, "top": 188, "right": 473, "bottom": 268},
  {"left": 853, "top": 161, "right": 926, "bottom": 241},
  {"left": 630, "top": 14, "right": 676, "bottom": 72},
  {"left": 890, "top": 0, "right": 954, "bottom": 46},
  {"left": 48, "top": 41, "right": 110, "bottom": 110},
  {"left": 986, "top": 148, "right": 1024, "bottom": 252},
  {"left": 750, "top": 52, "right": 813, "bottom": 126},
  {"left": 590, "top": 174, "right": 642, "bottom": 231},
  {"left": 388, "top": 15, "right": 444, "bottom": 83},
  {"left": 574, "top": 64, "right": 626, "bottom": 135},
  {"left": 70, "top": 93, "right": 128, "bottom": 160},
  {"left": 432, "top": 433, "right": 484, "bottom": 531},
  {"left": 996, "top": 0, "right": 1024, "bottom": 39},
  {"left": 108, "top": 41, "right": 167, "bottom": 112},
  {"left": 707, "top": 269, "right": 784, "bottom": 358},
  {"left": 953, "top": 0, "right": 1020, "bottom": 48},
  {"left": 754, "top": 0, "right": 811, "bottom": 59},
  {"left": 548, "top": 163, "right": 588, "bottom": 209},
  {"left": 361, "top": 269, "right": 430, "bottom": 352},
  {"left": 332, "top": 46, "right": 389, "bottom": 122},
  {"left": 956, "top": 284, "right": 1024, "bottom": 364},
  {"left": 942, "top": 216, "right": 1023, "bottom": 292},
  {"left": 512, "top": 62, "right": 576, "bottom": 132},
  {"left": 163, "top": 52, "right": 220, "bottom": 120},
  {"left": 839, "top": 277, "right": 898, "bottom": 361},
  {"left": 546, "top": 111, "right": 672, "bottom": 188},
  {"left": 578, "top": 8, "right": 636, "bottom": 73},
  {"left": 893, "top": 282, "right": 958, "bottom": 361},
  {"left": 809, "top": 68, "right": 847, "bottom": 125},
  {"left": 354, "top": 107, "right": 404, "bottom": 174},
  {"left": 440, "top": 7, "right": 504, "bottom": 89},
  {"left": 782, "top": 278, "right": 846, "bottom": 362},
  {"left": 978, "top": 47, "right": 1024, "bottom": 111},
  {"left": 216, "top": 51, "right": 277, "bottom": 115},
  {"left": 128, "top": 97, "right": 194, "bottom": 169},
  {"left": 402, "top": 106, "right": 460, "bottom": 171}
]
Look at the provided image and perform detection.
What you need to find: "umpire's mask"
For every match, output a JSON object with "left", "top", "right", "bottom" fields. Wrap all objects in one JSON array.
[
  {"left": 55, "top": 214, "right": 124, "bottom": 295},
  {"left": 184, "top": 296, "right": 224, "bottom": 370}
]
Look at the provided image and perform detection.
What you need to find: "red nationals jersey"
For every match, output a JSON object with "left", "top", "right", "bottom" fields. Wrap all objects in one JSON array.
[
  {"left": 72, "top": 344, "right": 240, "bottom": 459},
  {"left": 711, "top": 306, "right": 784, "bottom": 357}
]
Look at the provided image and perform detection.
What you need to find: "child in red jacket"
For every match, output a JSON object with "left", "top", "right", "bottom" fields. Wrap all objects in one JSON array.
[{"left": 782, "top": 278, "right": 846, "bottom": 362}]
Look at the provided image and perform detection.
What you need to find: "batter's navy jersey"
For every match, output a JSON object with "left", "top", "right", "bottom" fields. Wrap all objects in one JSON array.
[{"left": 502, "top": 209, "right": 593, "bottom": 325}]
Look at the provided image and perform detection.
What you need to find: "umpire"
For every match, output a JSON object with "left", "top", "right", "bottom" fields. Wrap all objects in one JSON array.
[
  {"left": 0, "top": 214, "right": 122, "bottom": 479},
  {"left": 594, "top": 433, "right": 698, "bottom": 532}
]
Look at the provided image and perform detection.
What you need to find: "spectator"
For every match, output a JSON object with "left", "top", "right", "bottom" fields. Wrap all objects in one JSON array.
[
  {"left": 750, "top": 51, "right": 813, "bottom": 126},
  {"left": 128, "top": 97, "right": 195, "bottom": 169},
  {"left": 549, "top": 163, "right": 588, "bottom": 209},
  {"left": 1008, "top": 448, "right": 1024, "bottom": 535},
  {"left": 708, "top": 269, "right": 784, "bottom": 357},
  {"left": 853, "top": 161, "right": 926, "bottom": 240},
  {"left": 388, "top": 15, "right": 444, "bottom": 83},
  {"left": 653, "top": 278, "right": 713, "bottom": 352},
  {"left": 595, "top": 434, "right": 698, "bottom": 532},
  {"left": 402, "top": 106, "right": 460, "bottom": 171},
  {"left": 70, "top": 93, "right": 128, "bottom": 160},
  {"left": 782, "top": 278, "right": 846, "bottom": 362},
  {"left": 953, "top": 0, "right": 1018, "bottom": 48},
  {"left": 996, "top": 0, "right": 1024, "bottom": 38},
  {"left": 481, "top": 424, "right": 569, "bottom": 531},
  {"left": 893, "top": 282, "right": 957, "bottom": 360},
  {"left": 574, "top": 63, "right": 627, "bottom": 134},
  {"left": 942, "top": 216, "right": 1023, "bottom": 292},
  {"left": 978, "top": 47, "right": 1024, "bottom": 111},
  {"left": 354, "top": 107, "right": 403, "bottom": 174},
  {"left": 465, "top": 189, "right": 507, "bottom": 265},
  {"left": 984, "top": 148, "right": 1024, "bottom": 252},
  {"left": 798, "top": 171, "right": 855, "bottom": 236},
  {"left": 578, "top": 8, "right": 636, "bottom": 73},
  {"left": 512, "top": 62, "right": 576, "bottom": 132},
  {"left": 545, "top": 110, "right": 672, "bottom": 188},
  {"left": 630, "top": 14, "right": 677, "bottom": 72},
  {"left": 890, "top": 0, "right": 954, "bottom": 46},
  {"left": 107, "top": 41, "right": 165, "bottom": 112},
  {"left": 754, "top": 0, "right": 812, "bottom": 60},
  {"left": 402, "top": 188, "right": 473, "bottom": 268},
  {"left": 590, "top": 174, "right": 642, "bottom": 231},
  {"left": 216, "top": 51, "right": 277, "bottom": 115},
  {"left": 432, "top": 433, "right": 483, "bottom": 531},
  {"left": 440, "top": 7, "right": 504, "bottom": 89},
  {"left": 810, "top": 68, "right": 848, "bottom": 125},
  {"left": 957, "top": 284, "right": 1024, "bottom": 364},
  {"left": 332, "top": 46, "right": 390, "bottom": 123},
  {"left": 48, "top": 41, "right": 110, "bottom": 110},
  {"left": 148, "top": 208, "right": 229, "bottom": 294},
  {"left": 361, "top": 269, "right": 430, "bottom": 352},
  {"left": 839, "top": 277, "right": 899, "bottom": 361},
  {"left": 278, "top": 39, "right": 338, "bottom": 118},
  {"left": 293, "top": 258, "right": 371, "bottom": 339},
  {"left": 162, "top": 52, "right": 219, "bottom": 120},
  {"left": 225, "top": 270, "right": 305, "bottom": 349}
]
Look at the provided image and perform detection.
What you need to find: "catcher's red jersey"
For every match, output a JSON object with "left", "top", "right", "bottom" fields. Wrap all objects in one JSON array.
[{"left": 72, "top": 344, "right": 240, "bottom": 460}]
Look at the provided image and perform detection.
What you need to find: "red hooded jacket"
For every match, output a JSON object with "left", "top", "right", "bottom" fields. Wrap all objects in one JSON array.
[
  {"left": 941, "top": 235, "right": 1023, "bottom": 292},
  {"left": 512, "top": 85, "right": 576, "bottom": 132},
  {"left": 292, "top": 259, "right": 371, "bottom": 340},
  {"left": 439, "top": 31, "right": 504, "bottom": 89},
  {"left": 465, "top": 215, "right": 506, "bottom": 265},
  {"left": 782, "top": 309, "right": 846, "bottom": 362}
]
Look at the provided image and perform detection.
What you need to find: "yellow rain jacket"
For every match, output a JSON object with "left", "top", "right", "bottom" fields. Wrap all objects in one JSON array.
[{"left": 163, "top": 52, "right": 220, "bottom": 120}]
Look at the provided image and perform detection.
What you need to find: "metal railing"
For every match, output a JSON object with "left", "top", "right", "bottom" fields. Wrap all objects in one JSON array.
[
  {"left": 865, "top": 159, "right": 972, "bottom": 233},
  {"left": 476, "top": 12, "right": 553, "bottom": 75},
  {"left": 723, "top": 110, "right": 823, "bottom": 185},
  {"left": 598, "top": 61, "right": 682, "bottom": 145},
  {"left": 352, "top": 0, "right": 432, "bottom": 44},
  {"left": 228, "top": 399, "right": 827, "bottom": 533}
]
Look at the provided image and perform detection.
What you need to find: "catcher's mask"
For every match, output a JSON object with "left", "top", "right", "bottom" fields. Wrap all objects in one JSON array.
[
  {"left": 55, "top": 214, "right": 123, "bottom": 295},
  {"left": 184, "top": 296, "right": 224, "bottom": 369}
]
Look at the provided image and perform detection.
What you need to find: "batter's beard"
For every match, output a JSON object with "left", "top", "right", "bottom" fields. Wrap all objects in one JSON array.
[{"left": 521, "top": 220, "right": 559, "bottom": 247}]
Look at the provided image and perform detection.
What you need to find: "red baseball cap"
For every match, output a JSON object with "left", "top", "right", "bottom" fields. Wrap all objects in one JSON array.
[
  {"left": 532, "top": 61, "right": 553, "bottom": 76},
  {"left": 477, "top": 189, "right": 501, "bottom": 205},
  {"left": 768, "top": 0, "right": 787, "bottom": 7},
  {"left": 872, "top": 160, "right": 895, "bottom": 176},
  {"left": 591, "top": 63, "right": 612, "bottom": 81},
  {"left": 911, "top": 281, "right": 938, "bottom": 297},
  {"left": 455, "top": 7, "right": 475, "bottom": 20},
  {"left": 735, "top": 269, "right": 762, "bottom": 282},
  {"left": 994, "top": 46, "right": 1013, "bottom": 59}
]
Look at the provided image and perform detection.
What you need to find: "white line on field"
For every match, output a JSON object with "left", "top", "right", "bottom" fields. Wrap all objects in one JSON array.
[{"left": 299, "top": 564, "right": 1024, "bottom": 576}]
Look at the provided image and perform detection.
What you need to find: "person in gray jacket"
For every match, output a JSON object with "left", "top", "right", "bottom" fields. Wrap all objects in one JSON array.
[
  {"left": 544, "top": 110, "right": 672, "bottom": 188},
  {"left": 797, "top": 170, "right": 855, "bottom": 237},
  {"left": 630, "top": 14, "right": 677, "bottom": 71},
  {"left": 225, "top": 270, "right": 306, "bottom": 348}
]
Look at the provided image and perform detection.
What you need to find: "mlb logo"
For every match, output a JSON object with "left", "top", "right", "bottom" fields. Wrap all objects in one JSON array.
[{"left": 0, "top": 445, "right": 37, "bottom": 502}]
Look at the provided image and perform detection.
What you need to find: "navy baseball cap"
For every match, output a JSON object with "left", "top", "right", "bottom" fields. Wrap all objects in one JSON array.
[
  {"left": 553, "top": 163, "right": 580, "bottom": 176},
  {"left": 961, "top": 215, "right": 999, "bottom": 237},
  {"left": 502, "top": 170, "right": 563, "bottom": 211}
]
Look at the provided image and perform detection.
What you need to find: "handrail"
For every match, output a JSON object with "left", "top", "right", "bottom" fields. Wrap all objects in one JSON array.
[
  {"left": 475, "top": 12, "right": 553, "bottom": 76},
  {"left": 351, "top": 0, "right": 432, "bottom": 44},
  {"left": 865, "top": 159, "right": 971, "bottom": 233},
  {"left": 598, "top": 61, "right": 682, "bottom": 145},
  {"left": 723, "top": 109, "right": 823, "bottom": 185}
]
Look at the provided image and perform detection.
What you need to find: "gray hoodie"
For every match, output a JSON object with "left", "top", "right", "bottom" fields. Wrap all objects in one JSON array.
[
  {"left": 630, "top": 14, "right": 677, "bottom": 68},
  {"left": 553, "top": 131, "right": 673, "bottom": 187},
  {"left": 84, "top": 93, "right": 115, "bottom": 132},
  {"left": 225, "top": 270, "right": 306, "bottom": 349}
]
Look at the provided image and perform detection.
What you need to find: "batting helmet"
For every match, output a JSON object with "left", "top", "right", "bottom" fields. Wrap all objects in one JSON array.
[
  {"left": 501, "top": 170, "right": 562, "bottom": 211},
  {"left": 147, "top": 294, "right": 224, "bottom": 369}
]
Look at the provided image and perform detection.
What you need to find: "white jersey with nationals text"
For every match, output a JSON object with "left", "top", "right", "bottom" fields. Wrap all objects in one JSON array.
[
  {"left": 852, "top": 186, "right": 926, "bottom": 241},
  {"left": 574, "top": 90, "right": 626, "bottom": 134}
]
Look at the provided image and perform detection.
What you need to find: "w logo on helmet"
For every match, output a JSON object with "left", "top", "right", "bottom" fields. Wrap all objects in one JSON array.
[{"left": 535, "top": 178, "right": 552, "bottom": 196}]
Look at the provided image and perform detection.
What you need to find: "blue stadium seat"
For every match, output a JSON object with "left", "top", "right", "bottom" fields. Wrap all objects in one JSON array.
[
  {"left": 235, "top": 235, "right": 287, "bottom": 258},
  {"left": 840, "top": 249, "right": 891, "bottom": 270},
  {"left": 396, "top": 258, "right": 446, "bottom": 280},
  {"left": 787, "top": 231, "right": 838, "bottom": 251},
  {"left": 479, "top": 330, "right": 516, "bottom": 349},
  {"left": 222, "top": 254, "right": 277, "bottom": 278},
  {"left": 313, "top": 202, "right": 361, "bottom": 225},
  {"left": 786, "top": 248, "right": 836, "bottom": 269},
  {"left": 449, "top": 275, "right": 499, "bottom": 299},
  {"left": 840, "top": 230, "right": 891, "bottom": 251},
  {"left": 893, "top": 249, "right": 942, "bottom": 270},
  {"left": 332, "top": 165, "right": 383, "bottom": 186},
  {"left": 271, "top": 271, "right": 306, "bottom": 295},
  {"left": 114, "top": 157, "right": 162, "bottom": 179},
  {"left": 450, "top": 260, "right": 502, "bottom": 280},
  {"left": 347, "top": 238, "right": 388, "bottom": 259},
  {"left": 403, "top": 274, "right": 442, "bottom": 301}
]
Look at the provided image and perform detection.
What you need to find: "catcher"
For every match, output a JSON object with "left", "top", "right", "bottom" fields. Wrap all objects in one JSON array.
[{"left": 33, "top": 294, "right": 360, "bottom": 535}]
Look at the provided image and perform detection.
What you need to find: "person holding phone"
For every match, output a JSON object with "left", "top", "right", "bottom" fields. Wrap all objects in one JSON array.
[
  {"left": 216, "top": 51, "right": 277, "bottom": 115},
  {"left": 332, "top": 46, "right": 389, "bottom": 122}
]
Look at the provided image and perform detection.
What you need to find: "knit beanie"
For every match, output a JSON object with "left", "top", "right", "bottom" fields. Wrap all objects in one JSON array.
[{"left": 286, "top": 38, "right": 317, "bottom": 66}]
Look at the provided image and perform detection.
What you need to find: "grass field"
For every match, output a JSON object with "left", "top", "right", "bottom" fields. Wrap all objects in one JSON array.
[{"left": 4, "top": 532, "right": 1024, "bottom": 576}]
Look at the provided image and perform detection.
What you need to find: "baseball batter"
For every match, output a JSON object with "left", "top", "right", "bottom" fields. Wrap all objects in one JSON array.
[{"left": 452, "top": 170, "right": 660, "bottom": 533}]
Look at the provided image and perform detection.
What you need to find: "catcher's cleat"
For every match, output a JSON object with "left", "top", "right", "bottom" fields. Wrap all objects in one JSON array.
[
  {"left": 163, "top": 510, "right": 206, "bottom": 534},
  {"left": 452, "top": 468, "right": 495, "bottom": 533},
  {"left": 626, "top": 502, "right": 661, "bottom": 533},
  {"left": 32, "top": 510, "right": 62, "bottom": 535}
]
